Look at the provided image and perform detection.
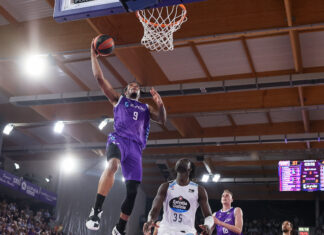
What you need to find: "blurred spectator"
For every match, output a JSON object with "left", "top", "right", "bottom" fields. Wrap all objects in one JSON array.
[
  {"left": 0, "top": 198, "right": 63, "bottom": 235},
  {"left": 240, "top": 217, "right": 324, "bottom": 235}
]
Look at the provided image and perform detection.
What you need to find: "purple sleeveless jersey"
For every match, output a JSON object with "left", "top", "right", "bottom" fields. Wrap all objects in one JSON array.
[
  {"left": 113, "top": 96, "right": 150, "bottom": 149},
  {"left": 214, "top": 208, "right": 242, "bottom": 235}
]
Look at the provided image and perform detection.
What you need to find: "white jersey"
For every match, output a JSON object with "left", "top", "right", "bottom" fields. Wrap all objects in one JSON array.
[{"left": 159, "top": 180, "right": 199, "bottom": 235}]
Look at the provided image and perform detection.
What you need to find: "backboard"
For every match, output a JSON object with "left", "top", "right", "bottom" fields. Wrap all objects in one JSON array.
[{"left": 54, "top": 0, "right": 206, "bottom": 22}]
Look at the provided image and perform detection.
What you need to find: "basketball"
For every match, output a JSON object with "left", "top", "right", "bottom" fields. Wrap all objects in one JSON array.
[{"left": 93, "top": 34, "right": 115, "bottom": 56}]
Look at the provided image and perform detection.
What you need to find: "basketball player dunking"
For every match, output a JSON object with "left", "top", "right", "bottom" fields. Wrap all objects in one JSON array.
[
  {"left": 86, "top": 39, "right": 167, "bottom": 235},
  {"left": 212, "top": 190, "right": 243, "bottom": 235},
  {"left": 143, "top": 159, "right": 214, "bottom": 235}
]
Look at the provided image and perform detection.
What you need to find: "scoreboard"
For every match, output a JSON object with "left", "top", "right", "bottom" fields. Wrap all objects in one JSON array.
[
  {"left": 298, "top": 227, "right": 310, "bottom": 235},
  {"left": 278, "top": 160, "right": 324, "bottom": 192}
]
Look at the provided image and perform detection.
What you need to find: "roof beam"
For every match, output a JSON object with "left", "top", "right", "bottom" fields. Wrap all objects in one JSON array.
[
  {"left": 143, "top": 169, "right": 277, "bottom": 177},
  {"left": 227, "top": 114, "right": 237, "bottom": 127},
  {"left": 266, "top": 112, "right": 273, "bottom": 125},
  {"left": 31, "top": 101, "right": 113, "bottom": 120},
  {"left": 16, "top": 127, "right": 48, "bottom": 145},
  {"left": 23, "top": 84, "right": 324, "bottom": 119},
  {"left": 283, "top": 0, "right": 303, "bottom": 73},
  {"left": 0, "top": 17, "right": 96, "bottom": 58},
  {"left": 241, "top": 37, "right": 257, "bottom": 77},
  {"left": 0, "top": 71, "right": 105, "bottom": 157},
  {"left": 169, "top": 66, "right": 324, "bottom": 85},
  {"left": 54, "top": 58, "right": 91, "bottom": 91},
  {"left": 145, "top": 160, "right": 278, "bottom": 168},
  {"left": 86, "top": 19, "right": 101, "bottom": 35},
  {"left": 143, "top": 142, "right": 309, "bottom": 155},
  {"left": 2, "top": 7, "right": 324, "bottom": 58},
  {"left": 289, "top": 30, "right": 303, "bottom": 73},
  {"left": 298, "top": 87, "right": 310, "bottom": 133},
  {"left": 284, "top": 0, "right": 309, "bottom": 149},
  {"left": 169, "top": 117, "right": 203, "bottom": 138},
  {"left": 203, "top": 157, "right": 215, "bottom": 174},
  {"left": 99, "top": 57, "right": 128, "bottom": 87},
  {"left": 114, "top": 47, "right": 170, "bottom": 86},
  {"left": 283, "top": 0, "right": 293, "bottom": 27},
  {"left": 62, "top": 57, "right": 91, "bottom": 64},
  {"left": 298, "top": 86, "right": 311, "bottom": 149},
  {"left": 75, "top": 16, "right": 128, "bottom": 87},
  {"left": 0, "top": 6, "right": 18, "bottom": 24},
  {"left": 162, "top": 87, "right": 300, "bottom": 114},
  {"left": 43, "top": 0, "right": 94, "bottom": 92},
  {"left": 45, "top": 0, "right": 54, "bottom": 8},
  {"left": 150, "top": 120, "right": 318, "bottom": 139},
  {"left": 189, "top": 41, "right": 212, "bottom": 80}
]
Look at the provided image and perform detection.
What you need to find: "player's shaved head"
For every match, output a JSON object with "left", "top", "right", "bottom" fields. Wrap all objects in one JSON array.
[{"left": 175, "top": 158, "right": 195, "bottom": 179}]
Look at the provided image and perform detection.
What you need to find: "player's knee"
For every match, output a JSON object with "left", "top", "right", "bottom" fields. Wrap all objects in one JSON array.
[
  {"left": 106, "top": 158, "right": 119, "bottom": 174},
  {"left": 121, "top": 180, "right": 140, "bottom": 215},
  {"left": 126, "top": 180, "right": 140, "bottom": 194}
]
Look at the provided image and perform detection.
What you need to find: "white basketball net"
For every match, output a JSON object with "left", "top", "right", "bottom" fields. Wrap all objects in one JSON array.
[{"left": 136, "top": 4, "right": 187, "bottom": 52}]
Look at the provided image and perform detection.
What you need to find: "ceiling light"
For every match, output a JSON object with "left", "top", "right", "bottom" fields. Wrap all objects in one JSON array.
[
  {"left": 212, "top": 174, "right": 221, "bottom": 182},
  {"left": 3, "top": 124, "right": 14, "bottom": 135},
  {"left": 14, "top": 163, "right": 20, "bottom": 170},
  {"left": 22, "top": 54, "right": 48, "bottom": 79},
  {"left": 45, "top": 178, "right": 50, "bottom": 183},
  {"left": 201, "top": 174, "right": 209, "bottom": 182},
  {"left": 60, "top": 155, "right": 77, "bottom": 174},
  {"left": 98, "top": 118, "right": 109, "bottom": 130},
  {"left": 54, "top": 121, "right": 64, "bottom": 134}
]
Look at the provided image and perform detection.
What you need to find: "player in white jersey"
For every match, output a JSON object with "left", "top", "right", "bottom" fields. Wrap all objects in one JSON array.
[{"left": 143, "top": 159, "right": 214, "bottom": 235}]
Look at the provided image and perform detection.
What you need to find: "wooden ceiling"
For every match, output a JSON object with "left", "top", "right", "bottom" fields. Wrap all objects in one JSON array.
[{"left": 1, "top": 0, "right": 324, "bottom": 198}]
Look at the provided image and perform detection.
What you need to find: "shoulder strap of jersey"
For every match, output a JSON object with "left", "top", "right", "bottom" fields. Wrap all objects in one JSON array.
[
  {"left": 168, "top": 180, "right": 176, "bottom": 188},
  {"left": 114, "top": 95, "right": 124, "bottom": 107}
]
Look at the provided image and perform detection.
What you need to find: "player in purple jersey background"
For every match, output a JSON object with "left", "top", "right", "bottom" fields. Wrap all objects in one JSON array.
[
  {"left": 86, "top": 39, "right": 167, "bottom": 235},
  {"left": 212, "top": 189, "right": 243, "bottom": 235}
]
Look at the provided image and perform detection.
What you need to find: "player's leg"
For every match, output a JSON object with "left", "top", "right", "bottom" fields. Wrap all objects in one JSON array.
[
  {"left": 97, "top": 157, "right": 119, "bottom": 196},
  {"left": 112, "top": 180, "right": 140, "bottom": 235},
  {"left": 86, "top": 142, "right": 122, "bottom": 230},
  {"left": 112, "top": 139, "right": 143, "bottom": 235}
]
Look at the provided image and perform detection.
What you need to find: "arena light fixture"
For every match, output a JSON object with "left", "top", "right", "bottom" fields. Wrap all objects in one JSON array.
[
  {"left": 3, "top": 124, "right": 14, "bottom": 135},
  {"left": 45, "top": 177, "right": 50, "bottom": 183},
  {"left": 54, "top": 121, "right": 64, "bottom": 134},
  {"left": 201, "top": 174, "right": 209, "bottom": 182},
  {"left": 22, "top": 54, "right": 48, "bottom": 79},
  {"left": 60, "top": 155, "right": 77, "bottom": 174},
  {"left": 98, "top": 118, "right": 109, "bottom": 130},
  {"left": 14, "top": 163, "right": 20, "bottom": 170},
  {"left": 122, "top": 177, "right": 125, "bottom": 182},
  {"left": 212, "top": 174, "right": 221, "bottom": 182}
]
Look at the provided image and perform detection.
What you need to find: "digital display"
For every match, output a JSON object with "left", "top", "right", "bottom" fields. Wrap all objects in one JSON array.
[
  {"left": 298, "top": 227, "right": 310, "bottom": 235},
  {"left": 278, "top": 160, "right": 324, "bottom": 192}
]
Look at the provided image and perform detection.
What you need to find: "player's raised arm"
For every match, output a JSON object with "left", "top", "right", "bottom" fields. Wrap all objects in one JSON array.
[
  {"left": 91, "top": 39, "right": 120, "bottom": 106},
  {"left": 148, "top": 87, "right": 167, "bottom": 125},
  {"left": 198, "top": 185, "right": 213, "bottom": 235},
  {"left": 143, "top": 182, "right": 168, "bottom": 235}
]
